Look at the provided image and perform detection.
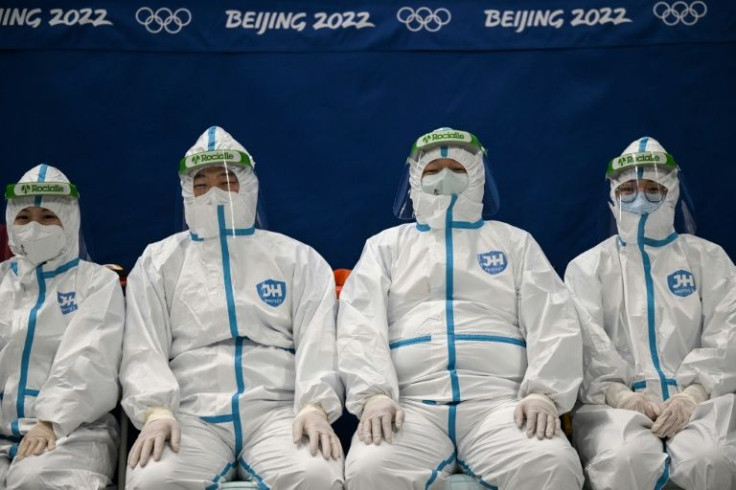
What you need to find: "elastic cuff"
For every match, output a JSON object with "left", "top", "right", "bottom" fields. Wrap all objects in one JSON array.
[
  {"left": 524, "top": 393, "right": 557, "bottom": 410},
  {"left": 298, "top": 404, "right": 327, "bottom": 418},
  {"left": 145, "top": 407, "right": 176, "bottom": 424},
  {"left": 605, "top": 382, "right": 634, "bottom": 408},
  {"left": 680, "top": 383, "right": 708, "bottom": 404}
]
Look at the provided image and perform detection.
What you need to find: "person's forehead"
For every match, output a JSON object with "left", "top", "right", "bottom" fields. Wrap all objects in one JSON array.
[
  {"left": 194, "top": 164, "right": 235, "bottom": 178},
  {"left": 426, "top": 158, "right": 464, "bottom": 167}
]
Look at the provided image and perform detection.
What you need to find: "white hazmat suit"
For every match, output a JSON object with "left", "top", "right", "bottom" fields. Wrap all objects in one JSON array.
[
  {"left": 120, "top": 126, "right": 344, "bottom": 489},
  {"left": 565, "top": 137, "right": 736, "bottom": 490},
  {"left": 338, "top": 129, "right": 584, "bottom": 489},
  {"left": 0, "top": 164, "right": 123, "bottom": 489}
]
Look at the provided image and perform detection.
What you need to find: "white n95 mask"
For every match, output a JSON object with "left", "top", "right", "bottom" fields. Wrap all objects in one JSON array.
[
  {"left": 10, "top": 222, "right": 66, "bottom": 265},
  {"left": 185, "top": 187, "right": 251, "bottom": 239},
  {"left": 421, "top": 168, "right": 469, "bottom": 196}
]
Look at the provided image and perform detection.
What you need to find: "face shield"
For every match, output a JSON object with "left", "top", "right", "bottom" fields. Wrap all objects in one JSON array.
[
  {"left": 606, "top": 144, "right": 696, "bottom": 234},
  {"left": 393, "top": 128, "right": 500, "bottom": 220},
  {"left": 179, "top": 145, "right": 266, "bottom": 238},
  {"left": 4, "top": 166, "right": 83, "bottom": 266}
]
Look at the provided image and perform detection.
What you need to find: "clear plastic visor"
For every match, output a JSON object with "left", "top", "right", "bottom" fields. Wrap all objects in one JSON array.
[
  {"left": 615, "top": 178, "right": 668, "bottom": 203},
  {"left": 392, "top": 154, "right": 500, "bottom": 220}
]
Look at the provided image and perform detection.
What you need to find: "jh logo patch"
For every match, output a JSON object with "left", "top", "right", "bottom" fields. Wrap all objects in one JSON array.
[
  {"left": 257, "top": 279, "right": 286, "bottom": 307},
  {"left": 667, "top": 270, "right": 696, "bottom": 297},
  {"left": 478, "top": 251, "right": 507, "bottom": 275},
  {"left": 57, "top": 291, "right": 78, "bottom": 315}
]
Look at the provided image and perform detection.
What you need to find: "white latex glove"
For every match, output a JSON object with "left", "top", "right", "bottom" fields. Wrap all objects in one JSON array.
[
  {"left": 652, "top": 384, "right": 707, "bottom": 438},
  {"left": 17, "top": 420, "right": 56, "bottom": 460},
  {"left": 358, "top": 394, "right": 405, "bottom": 445},
  {"left": 606, "top": 383, "right": 662, "bottom": 421},
  {"left": 292, "top": 405, "right": 342, "bottom": 460},
  {"left": 128, "top": 408, "right": 181, "bottom": 468},
  {"left": 514, "top": 394, "right": 560, "bottom": 440}
]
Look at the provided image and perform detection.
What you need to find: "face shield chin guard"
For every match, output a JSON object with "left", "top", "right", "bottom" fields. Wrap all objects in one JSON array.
[
  {"left": 178, "top": 150, "right": 268, "bottom": 231},
  {"left": 392, "top": 129, "right": 501, "bottom": 220},
  {"left": 606, "top": 150, "right": 697, "bottom": 234}
]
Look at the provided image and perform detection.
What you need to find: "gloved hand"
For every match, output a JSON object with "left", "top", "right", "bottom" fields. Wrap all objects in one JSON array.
[
  {"left": 358, "top": 394, "right": 405, "bottom": 445},
  {"left": 128, "top": 408, "right": 181, "bottom": 468},
  {"left": 652, "top": 384, "right": 707, "bottom": 438},
  {"left": 606, "top": 383, "right": 662, "bottom": 421},
  {"left": 17, "top": 420, "right": 56, "bottom": 460},
  {"left": 292, "top": 404, "right": 342, "bottom": 460},
  {"left": 514, "top": 394, "right": 560, "bottom": 439}
]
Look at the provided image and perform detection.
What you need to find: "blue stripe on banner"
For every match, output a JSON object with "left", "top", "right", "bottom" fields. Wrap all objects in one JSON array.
[
  {"left": 238, "top": 458, "right": 270, "bottom": 490},
  {"left": 389, "top": 335, "right": 432, "bottom": 349},
  {"left": 638, "top": 137, "right": 649, "bottom": 153},
  {"left": 200, "top": 414, "right": 234, "bottom": 424},
  {"left": 638, "top": 214, "right": 670, "bottom": 401},
  {"left": 207, "top": 461, "right": 234, "bottom": 490},
  {"left": 457, "top": 459, "right": 498, "bottom": 489},
  {"left": 454, "top": 334, "right": 526, "bottom": 347},
  {"left": 425, "top": 451, "right": 456, "bottom": 489},
  {"left": 17, "top": 267, "right": 46, "bottom": 418},
  {"left": 452, "top": 219, "right": 484, "bottom": 229},
  {"left": 207, "top": 126, "right": 217, "bottom": 150},
  {"left": 655, "top": 453, "right": 671, "bottom": 490}
]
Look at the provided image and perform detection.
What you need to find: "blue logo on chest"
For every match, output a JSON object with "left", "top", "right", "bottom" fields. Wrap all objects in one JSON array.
[
  {"left": 257, "top": 279, "right": 287, "bottom": 307},
  {"left": 667, "top": 270, "right": 696, "bottom": 297},
  {"left": 57, "top": 291, "right": 78, "bottom": 315},
  {"left": 477, "top": 250, "right": 507, "bottom": 275}
]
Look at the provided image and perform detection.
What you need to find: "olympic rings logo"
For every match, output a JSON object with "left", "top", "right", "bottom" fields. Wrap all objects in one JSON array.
[
  {"left": 653, "top": 1, "right": 707, "bottom": 26},
  {"left": 135, "top": 7, "right": 192, "bottom": 34},
  {"left": 396, "top": 7, "right": 451, "bottom": 32}
]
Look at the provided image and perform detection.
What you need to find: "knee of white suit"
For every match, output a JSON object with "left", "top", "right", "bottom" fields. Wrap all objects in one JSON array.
[
  {"left": 271, "top": 455, "right": 344, "bottom": 490},
  {"left": 6, "top": 467, "right": 111, "bottom": 490},
  {"left": 126, "top": 462, "right": 187, "bottom": 490},
  {"left": 502, "top": 442, "right": 583, "bottom": 488},
  {"left": 671, "top": 445, "right": 736, "bottom": 490}
]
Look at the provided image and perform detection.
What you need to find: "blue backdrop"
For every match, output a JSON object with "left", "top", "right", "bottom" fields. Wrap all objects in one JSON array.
[{"left": 1, "top": 0, "right": 734, "bottom": 274}]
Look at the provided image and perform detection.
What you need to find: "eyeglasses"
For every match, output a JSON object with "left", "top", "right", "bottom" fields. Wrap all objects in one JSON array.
[{"left": 615, "top": 179, "right": 668, "bottom": 203}]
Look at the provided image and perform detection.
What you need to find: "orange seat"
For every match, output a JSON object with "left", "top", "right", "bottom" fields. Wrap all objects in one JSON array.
[{"left": 333, "top": 268, "right": 352, "bottom": 299}]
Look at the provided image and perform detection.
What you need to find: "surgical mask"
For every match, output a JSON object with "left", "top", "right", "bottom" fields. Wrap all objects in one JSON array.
[
  {"left": 185, "top": 187, "right": 250, "bottom": 239},
  {"left": 421, "top": 168, "right": 469, "bottom": 196},
  {"left": 619, "top": 193, "right": 665, "bottom": 215},
  {"left": 10, "top": 222, "right": 65, "bottom": 265}
]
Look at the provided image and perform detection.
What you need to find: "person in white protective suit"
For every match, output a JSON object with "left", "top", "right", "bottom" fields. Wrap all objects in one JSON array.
[
  {"left": 120, "top": 126, "right": 345, "bottom": 489},
  {"left": 337, "top": 128, "right": 585, "bottom": 489},
  {"left": 0, "top": 164, "right": 124, "bottom": 489},
  {"left": 565, "top": 136, "right": 736, "bottom": 490}
]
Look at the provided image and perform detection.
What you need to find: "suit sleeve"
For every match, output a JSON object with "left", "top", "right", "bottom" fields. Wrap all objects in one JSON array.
[
  {"left": 119, "top": 248, "right": 181, "bottom": 429},
  {"left": 35, "top": 266, "right": 125, "bottom": 437},
  {"left": 291, "top": 247, "right": 344, "bottom": 422},
  {"left": 337, "top": 236, "right": 398, "bottom": 418},
  {"left": 564, "top": 253, "right": 632, "bottom": 405},
  {"left": 677, "top": 243, "right": 736, "bottom": 397},
  {"left": 517, "top": 234, "right": 583, "bottom": 413}
]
